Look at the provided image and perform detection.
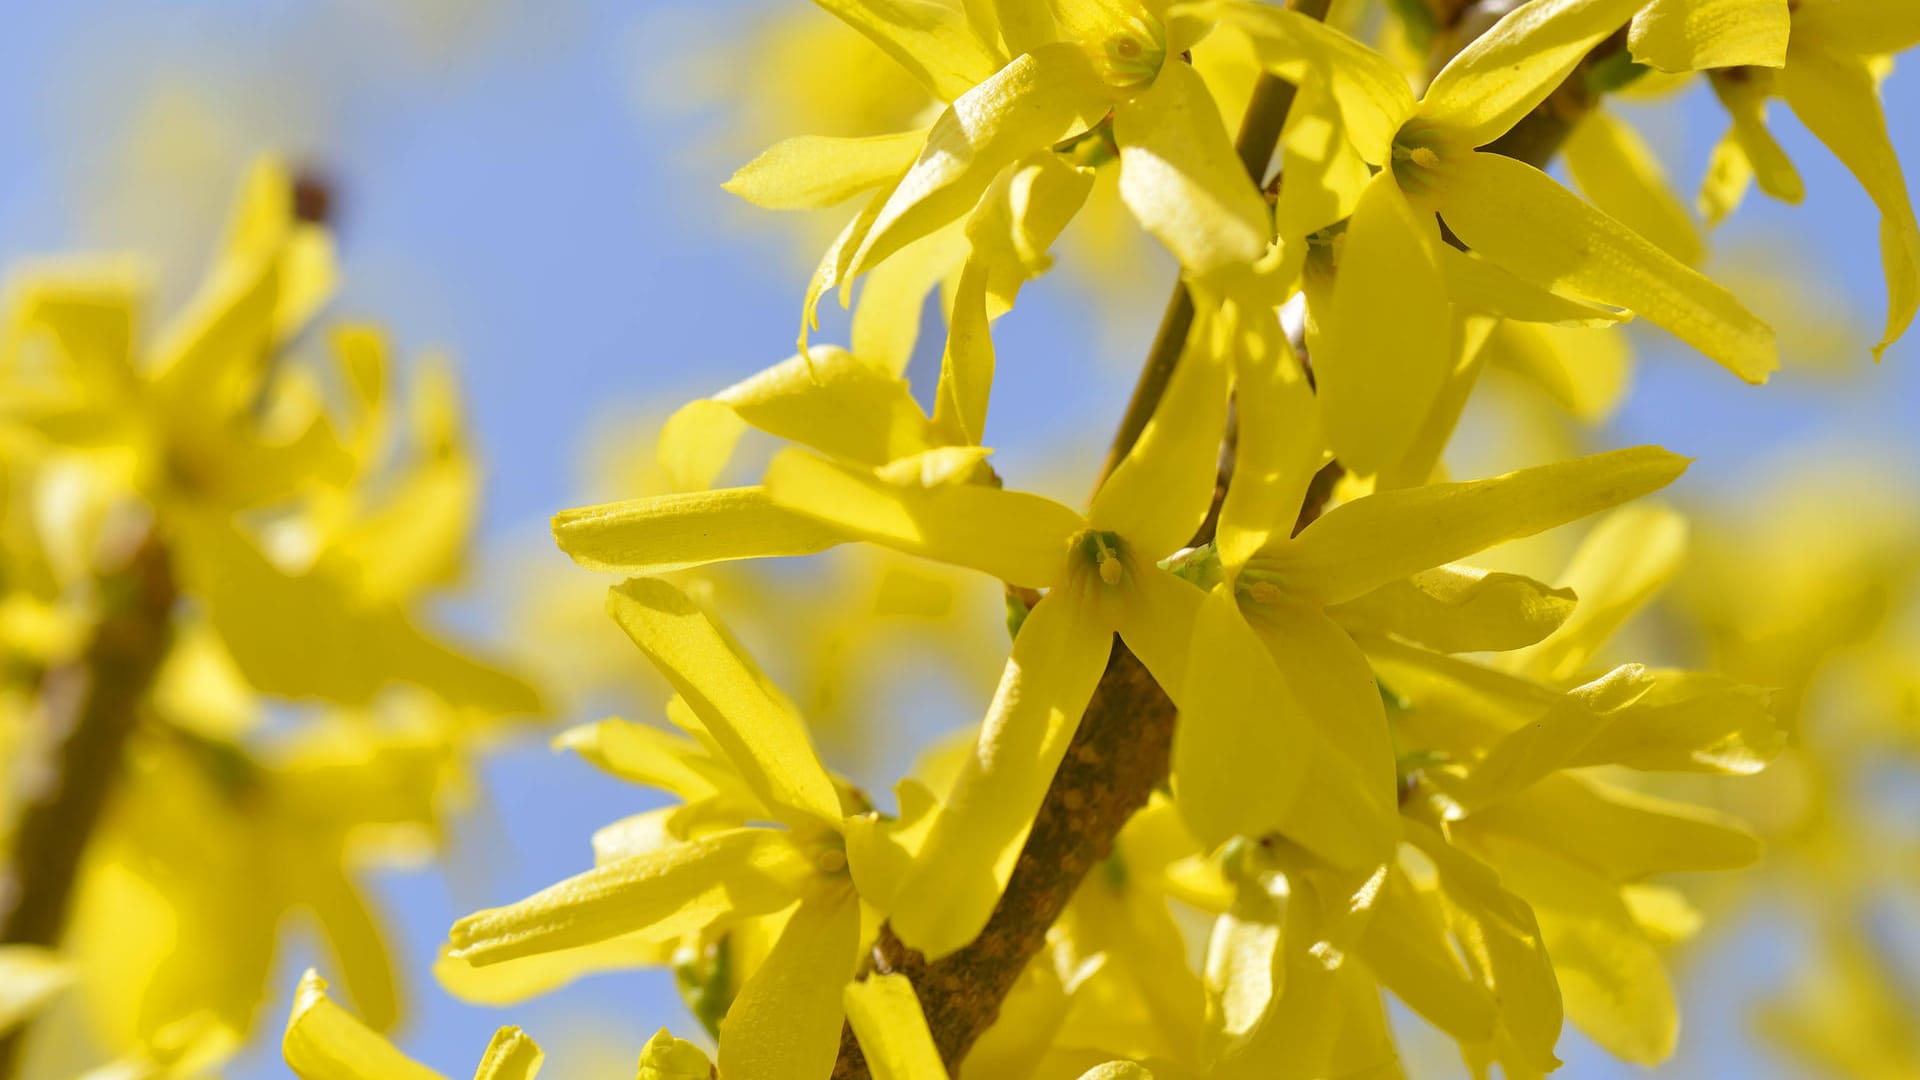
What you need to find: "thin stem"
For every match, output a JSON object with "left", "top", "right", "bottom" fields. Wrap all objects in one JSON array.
[{"left": 0, "top": 530, "right": 175, "bottom": 1079}]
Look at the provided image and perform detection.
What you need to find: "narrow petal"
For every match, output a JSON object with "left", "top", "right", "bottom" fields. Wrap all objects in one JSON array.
[
  {"left": 1628, "top": 0, "right": 1789, "bottom": 72},
  {"left": 1247, "top": 603, "right": 1397, "bottom": 813},
  {"left": 1420, "top": 0, "right": 1646, "bottom": 149},
  {"left": 850, "top": 43, "right": 1109, "bottom": 280},
  {"left": 724, "top": 129, "right": 933, "bottom": 209},
  {"left": 1215, "top": 304, "right": 1324, "bottom": 569},
  {"left": 1483, "top": 319, "right": 1633, "bottom": 422},
  {"left": 1570, "top": 670, "right": 1783, "bottom": 774},
  {"left": 552, "top": 488, "right": 845, "bottom": 575},
  {"left": 1459, "top": 773, "right": 1761, "bottom": 880},
  {"left": 1710, "top": 69, "right": 1806, "bottom": 207},
  {"left": 658, "top": 398, "right": 750, "bottom": 492},
  {"left": 844, "top": 975, "right": 948, "bottom": 1080},
  {"left": 1170, "top": 588, "right": 1311, "bottom": 851},
  {"left": 1279, "top": 446, "right": 1689, "bottom": 608},
  {"left": 1115, "top": 565, "right": 1208, "bottom": 696},
  {"left": 435, "top": 933, "right": 676, "bottom": 1007},
  {"left": 719, "top": 883, "right": 862, "bottom": 1080},
  {"left": 447, "top": 830, "right": 811, "bottom": 966},
  {"left": 852, "top": 218, "right": 971, "bottom": 377},
  {"left": 1326, "top": 565, "right": 1577, "bottom": 654},
  {"left": 1441, "top": 246, "right": 1631, "bottom": 327},
  {"left": 284, "top": 969, "right": 447, "bottom": 1080},
  {"left": 1197, "top": 0, "right": 1416, "bottom": 162},
  {"left": 1088, "top": 298, "right": 1232, "bottom": 558},
  {"left": 1114, "top": 61, "right": 1272, "bottom": 279},
  {"left": 1792, "top": 0, "right": 1920, "bottom": 58},
  {"left": 1503, "top": 503, "right": 1687, "bottom": 684},
  {"left": 890, "top": 590, "right": 1112, "bottom": 956},
  {"left": 813, "top": 0, "right": 1005, "bottom": 101},
  {"left": 718, "top": 346, "right": 940, "bottom": 466},
  {"left": 1359, "top": 867, "right": 1497, "bottom": 1044},
  {"left": 965, "top": 150, "right": 1097, "bottom": 317},
  {"left": 766, "top": 448, "right": 1081, "bottom": 589},
  {"left": 1314, "top": 170, "right": 1451, "bottom": 477},
  {"left": 932, "top": 257, "right": 996, "bottom": 446},
  {"left": 1443, "top": 151, "right": 1777, "bottom": 382},
  {"left": 1563, "top": 109, "right": 1705, "bottom": 266},
  {"left": 1450, "top": 664, "right": 1655, "bottom": 809},
  {"left": 606, "top": 578, "right": 843, "bottom": 829},
  {"left": 1780, "top": 42, "right": 1920, "bottom": 359},
  {"left": 472, "top": 1028, "right": 544, "bottom": 1080}
]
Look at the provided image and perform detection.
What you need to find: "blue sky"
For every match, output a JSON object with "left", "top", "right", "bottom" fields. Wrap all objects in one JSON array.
[{"left": 2, "top": 2, "right": 1916, "bottom": 1076}]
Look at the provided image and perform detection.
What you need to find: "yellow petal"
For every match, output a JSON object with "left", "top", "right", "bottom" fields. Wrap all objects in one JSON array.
[
  {"left": 1480, "top": 841, "right": 1678, "bottom": 1064},
  {"left": 814, "top": 0, "right": 1005, "bottom": 101},
  {"left": 1707, "top": 69, "right": 1806, "bottom": 216},
  {"left": 446, "top": 829, "right": 811, "bottom": 966},
  {"left": 284, "top": 969, "right": 448, "bottom": 1080},
  {"left": 1483, "top": 320, "right": 1633, "bottom": 422},
  {"left": 658, "top": 397, "right": 750, "bottom": 492},
  {"left": 844, "top": 975, "right": 948, "bottom": 1080},
  {"left": 1780, "top": 42, "right": 1920, "bottom": 359},
  {"left": 1571, "top": 670, "right": 1783, "bottom": 774},
  {"left": 1441, "top": 246, "right": 1631, "bottom": 327},
  {"left": 434, "top": 933, "right": 676, "bottom": 1007},
  {"left": 1278, "top": 446, "right": 1689, "bottom": 608},
  {"left": 932, "top": 257, "right": 996, "bottom": 446},
  {"left": 966, "top": 151, "right": 1097, "bottom": 317},
  {"left": 1214, "top": 303, "right": 1324, "bottom": 569},
  {"left": 554, "top": 718, "right": 743, "bottom": 807},
  {"left": 1443, "top": 151, "right": 1777, "bottom": 382},
  {"left": 551, "top": 487, "right": 845, "bottom": 575},
  {"left": 1451, "top": 664, "right": 1655, "bottom": 809},
  {"left": 472, "top": 1028, "right": 543, "bottom": 1080},
  {"left": 1113, "top": 61, "right": 1272, "bottom": 279},
  {"left": 606, "top": 577, "right": 843, "bottom": 829},
  {"left": 1789, "top": 0, "right": 1920, "bottom": 58},
  {"left": 1326, "top": 565, "right": 1577, "bottom": 654},
  {"left": 1313, "top": 170, "right": 1451, "bottom": 477},
  {"left": 850, "top": 43, "right": 1109, "bottom": 279},
  {"left": 299, "top": 862, "right": 400, "bottom": 1033},
  {"left": 852, "top": 218, "right": 972, "bottom": 377},
  {"left": 1359, "top": 865, "right": 1497, "bottom": 1044},
  {"left": 1628, "top": 0, "right": 1789, "bottom": 72},
  {"left": 724, "top": 129, "right": 933, "bottom": 209},
  {"left": 1563, "top": 109, "right": 1705, "bottom": 266},
  {"left": 890, "top": 589, "right": 1112, "bottom": 957},
  {"left": 802, "top": 176, "right": 901, "bottom": 346},
  {"left": 1114, "top": 565, "right": 1209, "bottom": 705},
  {"left": 1088, "top": 299, "right": 1232, "bottom": 557},
  {"left": 1460, "top": 773, "right": 1761, "bottom": 880},
  {"left": 719, "top": 883, "right": 862, "bottom": 1080},
  {"left": 722, "top": 346, "right": 941, "bottom": 466},
  {"left": 1170, "top": 587, "right": 1311, "bottom": 851},
  {"left": 1420, "top": 0, "right": 1645, "bottom": 149},
  {"left": 1197, "top": 0, "right": 1416, "bottom": 163},
  {"left": 1503, "top": 503, "right": 1687, "bottom": 684},
  {"left": 1203, "top": 907, "right": 1284, "bottom": 1049},
  {"left": 637, "top": 1029, "right": 716, "bottom": 1080},
  {"left": 1273, "top": 77, "right": 1374, "bottom": 241},
  {"left": 764, "top": 448, "right": 1081, "bottom": 589}
]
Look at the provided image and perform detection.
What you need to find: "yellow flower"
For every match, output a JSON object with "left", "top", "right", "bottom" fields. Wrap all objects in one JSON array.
[
  {"left": 1194, "top": 0, "right": 1776, "bottom": 473},
  {"left": 1638, "top": 0, "right": 1920, "bottom": 359},
  {"left": 445, "top": 577, "right": 920, "bottom": 1078}
]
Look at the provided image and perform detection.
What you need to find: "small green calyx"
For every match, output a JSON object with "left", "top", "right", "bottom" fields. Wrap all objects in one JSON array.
[{"left": 1160, "top": 542, "right": 1223, "bottom": 589}]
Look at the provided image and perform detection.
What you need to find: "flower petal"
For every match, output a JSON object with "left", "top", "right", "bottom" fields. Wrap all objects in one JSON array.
[
  {"left": 719, "top": 883, "right": 863, "bottom": 1080},
  {"left": 1780, "top": 42, "right": 1920, "bottom": 359},
  {"left": 1628, "top": 0, "right": 1789, "bottom": 72},
  {"left": 932, "top": 257, "right": 996, "bottom": 446},
  {"left": 814, "top": 0, "right": 1006, "bottom": 101},
  {"left": 890, "top": 589, "right": 1112, "bottom": 956},
  {"left": 1326, "top": 565, "right": 1577, "bottom": 654},
  {"left": 1114, "top": 61, "right": 1272, "bottom": 279},
  {"left": 1088, "top": 298, "right": 1232, "bottom": 557},
  {"left": 446, "top": 829, "right": 811, "bottom": 966},
  {"left": 552, "top": 487, "right": 845, "bottom": 575},
  {"left": 766, "top": 448, "right": 1081, "bottom": 589},
  {"left": 1563, "top": 109, "right": 1705, "bottom": 266},
  {"left": 844, "top": 975, "right": 948, "bottom": 1080},
  {"left": 724, "top": 129, "right": 933, "bottom": 209},
  {"left": 1441, "top": 246, "right": 1631, "bottom": 328},
  {"left": 434, "top": 934, "right": 676, "bottom": 1007},
  {"left": 1421, "top": 0, "right": 1645, "bottom": 148},
  {"left": 1313, "top": 169, "right": 1451, "bottom": 477},
  {"left": 1279, "top": 446, "right": 1689, "bottom": 607},
  {"left": 1215, "top": 303, "right": 1324, "bottom": 570},
  {"left": 850, "top": 43, "right": 1109, "bottom": 280},
  {"left": 472, "top": 1027, "right": 544, "bottom": 1080},
  {"left": 1443, "top": 151, "right": 1777, "bottom": 382},
  {"left": 1503, "top": 503, "right": 1688, "bottom": 684},
  {"left": 1793, "top": 0, "right": 1920, "bottom": 58},
  {"left": 607, "top": 577, "right": 843, "bottom": 829},
  {"left": 1459, "top": 773, "right": 1761, "bottom": 880},
  {"left": 852, "top": 218, "right": 972, "bottom": 377},
  {"left": 284, "top": 969, "right": 447, "bottom": 1080}
]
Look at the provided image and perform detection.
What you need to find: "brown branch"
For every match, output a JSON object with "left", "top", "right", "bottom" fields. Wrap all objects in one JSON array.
[{"left": 0, "top": 529, "right": 176, "bottom": 1078}]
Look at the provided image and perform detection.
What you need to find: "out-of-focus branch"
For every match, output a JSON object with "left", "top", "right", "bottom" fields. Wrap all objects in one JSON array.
[{"left": 0, "top": 529, "right": 176, "bottom": 1078}]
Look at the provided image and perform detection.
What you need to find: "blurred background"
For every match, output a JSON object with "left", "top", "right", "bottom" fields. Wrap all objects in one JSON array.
[{"left": 2, "top": 0, "right": 1916, "bottom": 1076}]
